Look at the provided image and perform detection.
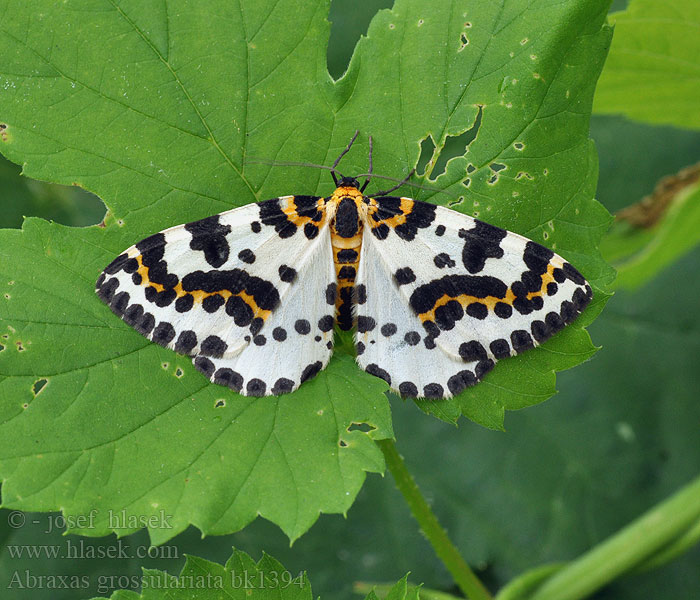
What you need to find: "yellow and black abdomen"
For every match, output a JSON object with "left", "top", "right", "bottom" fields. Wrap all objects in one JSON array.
[{"left": 329, "top": 191, "right": 364, "bottom": 330}]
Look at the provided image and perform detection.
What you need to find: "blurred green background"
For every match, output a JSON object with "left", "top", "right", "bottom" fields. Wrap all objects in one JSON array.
[{"left": 1, "top": 1, "right": 699, "bottom": 599}]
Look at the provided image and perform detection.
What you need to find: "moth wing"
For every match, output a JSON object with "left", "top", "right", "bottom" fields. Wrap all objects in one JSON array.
[
  {"left": 190, "top": 223, "right": 337, "bottom": 396},
  {"left": 97, "top": 195, "right": 336, "bottom": 395},
  {"left": 355, "top": 197, "right": 592, "bottom": 398}
]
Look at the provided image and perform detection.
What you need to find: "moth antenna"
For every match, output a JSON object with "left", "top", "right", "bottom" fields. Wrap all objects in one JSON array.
[
  {"left": 361, "top": 135, "right": 373, "bottom": 192},
  {"left": 245, "top": 158, "right": 336, "bottom": 172}
]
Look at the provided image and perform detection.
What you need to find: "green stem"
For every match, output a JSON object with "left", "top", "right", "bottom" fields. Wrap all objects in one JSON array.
[
  {"left": 529, "top": 473, "right": 700, "bottom": 600},
  {"left": 633, "top": 513, "right": 700, "bottom": 573},
  {"left": 377, "top": 438, "right": 493, "bottom": 600}
]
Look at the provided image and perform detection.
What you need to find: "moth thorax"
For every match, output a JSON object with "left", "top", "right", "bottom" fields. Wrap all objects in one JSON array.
[{"left": 334, "top": 196, "right": 362, "bottom": 238}]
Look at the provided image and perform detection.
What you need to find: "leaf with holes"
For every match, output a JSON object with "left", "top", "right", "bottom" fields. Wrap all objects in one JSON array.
[{"left": 0, "top": 0, "right": 612, "bottom": 543}]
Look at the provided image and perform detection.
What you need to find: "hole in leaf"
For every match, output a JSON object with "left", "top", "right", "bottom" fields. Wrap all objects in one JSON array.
[
  {"left": 416, "top": 135, "right": 436, "bottom": 176},
  {"left": 428, "top": 107, "right": 483, "bottom": 180},
  {"left": 0, "top": 158, "right": 105, "bottom": 227},
  {"left": 347, "top": 422, "right": 375, "bottom": 433},
  {"left": 487, "top": 162, "right": 506, "bottom": 185},
  {"left": 0, "top": 343, "right": 4, "bottom": 352},
  {"left": 339, "top": 439, "right": 348, "bottom": 448},
  {"left": 3, "top": 293, "right": 9, "bottom": 300},
  {"left": 417, "top": 18, "right": 424, "bottom": 26},
  {"left": 161, "top": 362, "right": 169, "bottom": 370},
  {"left": 175, "top": 367, "right": 184, "bottom": 378},
  {"left": 215, "top": 399, "right": 226, "bottom": 408},
  {"left": 32, "top": 378, "right": 48, "bottom": 396},
  {"left": 543, "top": 231, "right": 549, "bottom": 240},
  {"left": 458, "top": 32, "right": 469, "bottom": 50},
  {"left": 327, "top": 0, "right": 394, "bottom": 79},
  {"left": 16, "top": 341, "right": 25, "bottom": 352},
  {"left": 514, "top": 142, "right": 524, "bottom": 151}
]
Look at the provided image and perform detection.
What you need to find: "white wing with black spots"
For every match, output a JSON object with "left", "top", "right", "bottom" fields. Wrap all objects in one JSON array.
[
  {"left": 354, "top": 199, "right": 592, "bottom": 398},
  {"left": 96, "top": 195, "right": 334, "bottom": 395}
]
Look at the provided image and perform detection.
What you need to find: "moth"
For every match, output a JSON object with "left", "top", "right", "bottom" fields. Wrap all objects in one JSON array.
[{"left": 96, "top": 133, "right": 591, "bottom": 398}]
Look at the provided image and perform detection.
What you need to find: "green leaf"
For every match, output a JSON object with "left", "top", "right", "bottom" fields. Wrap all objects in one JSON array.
[
  {"left": 0, "top": 0, "right": 612, "bottom": 541},
  {"left": 92, "top": 548, "right": 313, "bottom": 600},
  {"left": 601, "top": 171, "right": 700, "bottom": 289},
  {"left": 593, "top": 0, "right": 700, "bottom": 129},
  {"left": 88, "top": 548, "right": 418, "bottom": 600}
]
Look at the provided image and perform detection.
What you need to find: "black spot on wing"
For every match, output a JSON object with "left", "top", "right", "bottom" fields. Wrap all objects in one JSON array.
[
  {"left": 300, "top": 361, "right": 323, "bottom": 383},
  {"left": 194, "top": 356, "right": 215, "bottom": 378},
  {"left": 185, "top": 215, "right": 232, "bottom": 268},
  {"left": 182, "top": 268, "right": 280, "bottom": 312},
  {"left": 458, "top": 220, "right": 506, "bottom": 274},
  {"left": 272, "top": 378, "right": 294, "bottom": 395},
  {"left": 295, "top": 319, "right": 311, "bottom": 335},
  {"left": 434, "top": 300, "right": 464, "bottom": 330},
  {"left": 293, "top": 195, "right": 324, "bottom": 221},
  {"left": 410, "top": 274, "right": 508, "bottom": 315},
  {"left": 175, "top": 330, "right": 198, "bottom": 354},
  {"left": 459, "top": 340, "right": 488, "bottom": 362},
  {"left": 434, "top": 253, "right": 456, "bottom": 269},
  {"left": 523, "top": 241, "right": 554, "bottom": 275},
  {"left": 214, "top": 368, "right": 243, "bottom": 392},
  {"left": 238, "top": 248, "right": 255, "bottom": 264},
  {"left": 258, "top": 197, "right": 297, "bottom": 238},
  {"left": 318, "top": 315, "right": 335, "bottom": 332},
  {"left": 200, "top": 335, "right": 227, "bottom": 358},
  {"left": 226, "top": 295, "right": 253, "bottom": 326},
  {"left": 490, "top": 338, "right": 511, "bottom": 359},
  {"left": 357, "top": 316, "right": 376, "bottom": 333},
  {"left": 373, "top": 197, "right": 437, "bottom": 241},
  {"left": 152, "top": 322, "right": 176, "bottom": 345},
  {"left": 366, "top": 364, "right": 391, "bottom": 385},
  {"left": 394, "top": 267, "right": 416, "bottom": 286},
  {"left": 246, "top": 378, "right": 267, "bottom": 396},
  {"left": 325, "top": 283, "right": 338, "bottom": 305},
  {"left": 423, "top": 383, "right": 444, "bottom": 398},
  {"left": 278, "top": 264, "right": 297, "bottom": 283},
  {"left": 399, "top": 381, "right": 418, "bottom": 397},
  {"left": 447, "top": 370, "right": 477, "bottom": 395}
]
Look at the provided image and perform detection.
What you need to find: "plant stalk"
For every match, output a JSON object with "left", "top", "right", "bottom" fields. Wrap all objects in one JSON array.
[
  {"left": 529, "top": 473, "right": 700, "bottom": 600},
  {"left": 377, "top": 438, "right": 493, "bottom": 600}
]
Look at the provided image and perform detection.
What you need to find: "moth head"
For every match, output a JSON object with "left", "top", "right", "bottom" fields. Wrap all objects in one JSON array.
[{"left": 337, "top": 176, "right": 360, "bottom": 189}]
